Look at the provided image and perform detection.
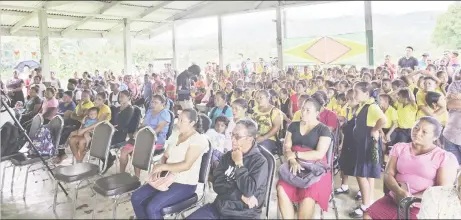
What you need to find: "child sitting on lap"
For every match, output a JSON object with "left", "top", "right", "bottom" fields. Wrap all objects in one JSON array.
[{"left": 205, "top": 115, "right": 230, "bottom": 169}]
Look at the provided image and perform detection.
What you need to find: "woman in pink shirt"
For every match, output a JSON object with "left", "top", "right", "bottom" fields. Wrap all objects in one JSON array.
[
  {"left": 40, "top": 87, "right": 59, "bottom": 124},
  {"left": 365, "top": 116, "right": 458, "bottom": 219}
]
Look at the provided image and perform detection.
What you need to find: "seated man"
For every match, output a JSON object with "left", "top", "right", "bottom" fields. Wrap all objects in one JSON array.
[
  {"left": 186, "top": 119, "right": 269, "bottom": 219},
  {"left": 58, "top": 91, "right": 76, "bottom": 118}
]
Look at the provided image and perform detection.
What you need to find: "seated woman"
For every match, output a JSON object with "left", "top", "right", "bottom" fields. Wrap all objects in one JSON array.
[
  {"left": 365, "top": 116, "right": 458, "bottom": 219},
  {"left": 69, "top": 107, "right": 100, "bottom": 162},
  {"left": 251, "top": 90, "right": 283, "bottom": 154},
  {"left": 277, "top": 96, "right": 333, "bottom": 219},
  {"left": 417, "top": 173, "right": 461, "bottom": 219},
  {"left": 130, "top": 108, "right": 208, "bottom": 219},
  {"left": 119, "top": 94, "right": 171, "bottom": 177},
  {"left": 103, "top": 90, "right": 134, "bottom": 170},
  {"left": 20, "top": 86, "right": 42, "bottom": 124},
  {"left": 40, "top": 87, "right": 59, "bottom": 124},
  {"left": 68, "top": 92, "right": 111, "bottom": 163}
]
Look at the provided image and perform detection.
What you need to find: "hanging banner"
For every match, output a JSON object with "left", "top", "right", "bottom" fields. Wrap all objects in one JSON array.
[
  {"left": 13, "top": 49, "right": 20, "bottom": 60},
  {"left": 283, "top": 32, "right": 366, "bottom": 66},
  {"left": 31, "top": 51, "right": 38, "bottom": 59}
]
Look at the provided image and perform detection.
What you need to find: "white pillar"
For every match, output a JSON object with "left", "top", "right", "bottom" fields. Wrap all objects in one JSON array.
[
  {"left": 276, "top": 5, "right": 284, "bottom": 71},
  {"left": 123, "top": 18, "right": 132, "bottom": 75},
  {"left": 217, "top": 15, "right": 224, "bottom": 71},
  {"left": 38, "top": 9, "right": 50, "bottom": 77},
  {"left": 172, "top": 22, "right": 178, "bottom": 71},
  {"left": 283, "top": 9, "right": 287, "bottom": 39}
]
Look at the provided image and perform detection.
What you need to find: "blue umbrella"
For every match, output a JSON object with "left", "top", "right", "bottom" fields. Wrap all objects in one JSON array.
[{"left": 14, "top": 60, "right": 40, "bottom": 73}]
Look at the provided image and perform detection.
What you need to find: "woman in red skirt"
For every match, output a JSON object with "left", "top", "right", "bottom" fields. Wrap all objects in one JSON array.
[{"left": 277, "top": 96, "right": 333, "bottom": 219}]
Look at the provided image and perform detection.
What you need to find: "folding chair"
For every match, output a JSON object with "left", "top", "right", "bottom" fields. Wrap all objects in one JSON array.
[
  {"left": 398, "top": 197, "right": 421, "bottom": 220},
  {"left": 258, "top": 145, "right": 276, "bottom": 219},
  {"left": 91, "top": 127, "right": 157, "bottom": 219},
  {"left": 160, "top": 142, "right": 213, "bottom": 219},
  {"left": 9, "top": 115, "right": 63, "bottom": 199},
  {"left": 1, "top": 114, "right": 43, "bottom": 193},
  {"left": 52, "top": 122, "right": 115, "bottom": 219}
]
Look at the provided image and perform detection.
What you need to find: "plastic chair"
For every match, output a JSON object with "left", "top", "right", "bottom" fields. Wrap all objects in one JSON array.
[
  {"left": 91, "top": 127, "right": 157, "bottom": 219},
  {"left": 258, "top": 145, "right": 276, "bottom": 219},
  {"left": 160, "top": 142, "right": 213, "bottom": 218},
  {"left": 52, "top": 122, "right": 115, "bottom": 219},
  {"left": 199, "top": 113, "right": 212, "bottom": 133}
]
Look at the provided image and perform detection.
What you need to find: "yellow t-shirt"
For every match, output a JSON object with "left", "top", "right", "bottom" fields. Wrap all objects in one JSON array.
[
  {"left": 292, "top": 110, "right": 301, "bottom": 121},
  {"left": 299, "top": 72, "right": 313, "bottom": 80},
  {"left": 251, "top": 107, "right": 283, "bottom": 141},
  {"left": 416, "top": 90, "right": 444, "bottom": 119},
  {"left": 394, "top": 102, "right": 418, "bottom": 129},
  {"left": 290, "top": 89, "right": 296, "bottom": 96},
  {"left": 75, "top": 101, "right": 94, "bottom": 122},
  {"left": 326, "top": 97, "right": 338, "bottom": 111},
  {"left": 427, "top": 107, "right": 448, "bottom": 126},
  {"left": 98, "top": 104, "right": 112, "bottom": 122},
  {"left": 383, "top": 106, "right": 398, "bottom": 129},
  {"left": 336, "top": 104, "right": 348, "bottom": 119},
  {"left": 356, "top": 98, "right": 385, "bottom": 127},
  {"left": 306, "top": 87, "right": 317, "bottom": 95}
]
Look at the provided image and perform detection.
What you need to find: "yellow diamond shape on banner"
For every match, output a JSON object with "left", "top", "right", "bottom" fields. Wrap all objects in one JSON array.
[{"left": 284, "top": 39, "right": 319, "bottom": 61}]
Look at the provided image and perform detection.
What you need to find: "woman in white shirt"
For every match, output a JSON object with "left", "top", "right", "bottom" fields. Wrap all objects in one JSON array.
[
  {"left": 417, "top": 172, "right": 461, "bottom": 219},
  {"left": 130, "top": 108, "right": 209, "bottom": 219}
]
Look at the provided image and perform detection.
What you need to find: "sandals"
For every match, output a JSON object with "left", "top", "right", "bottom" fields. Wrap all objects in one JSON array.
[
  {"left": 334, "top": 186, "right": 350, "bottom": 195},
  {"left": 355, "top": 192, "right": 362, "bottom": 201},
  {"left": 348, "top": 206, "right": 367, "bottom": 218}
]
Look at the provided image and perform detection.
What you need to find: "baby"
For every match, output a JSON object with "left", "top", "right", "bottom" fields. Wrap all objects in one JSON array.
[{"left": 68, "top": 107, "right": 99, "bottom": 162}]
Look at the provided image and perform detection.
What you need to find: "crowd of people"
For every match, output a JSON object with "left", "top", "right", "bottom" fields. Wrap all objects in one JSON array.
[{"left": 1, "top": 46, "right": 461, "bottom": 219}]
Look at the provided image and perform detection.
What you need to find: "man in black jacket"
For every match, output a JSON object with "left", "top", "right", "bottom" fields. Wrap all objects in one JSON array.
[{"left": 186, "top": 119, "right": 269, "bottom": 219}]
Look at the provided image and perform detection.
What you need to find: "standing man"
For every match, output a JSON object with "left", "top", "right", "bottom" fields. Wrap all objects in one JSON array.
[
  {"left": 398, "top": 46, "right": 419, "bottom": 70},
  {"left": 443, "top": 69, "right": 461, "bottom": 165}
]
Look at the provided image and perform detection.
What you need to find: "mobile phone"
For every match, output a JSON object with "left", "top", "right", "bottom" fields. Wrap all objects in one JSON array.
[{"left": 160, "top": 171, "right": 169, "bottom": 178}]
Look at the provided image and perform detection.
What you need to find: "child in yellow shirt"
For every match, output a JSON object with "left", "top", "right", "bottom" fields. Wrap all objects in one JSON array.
[{"left": 392, "top": 88, "right": 418, "bottom": 144}]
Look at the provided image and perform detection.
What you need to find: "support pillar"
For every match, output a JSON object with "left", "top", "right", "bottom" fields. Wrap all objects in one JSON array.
[
  {"left": 217, "top": 15, "right": 224, "bottom": 71},
  {"left": 364, "top": 1, "right": 374, "bottom": 67},
  {"left": 38, "top": 9, "right": 50, "bottom": 77},
  {"left": 172, "top": 22, "right": 178, "bottom": 71},
  {"left": 283, "top": 10, "right": 287, "bottom": 39},
  {"left": 276, "top": 4, "right": 284, "bottom": 71},
  {"left": 123, "top": 18, "right": 132, "bottom": 75}
]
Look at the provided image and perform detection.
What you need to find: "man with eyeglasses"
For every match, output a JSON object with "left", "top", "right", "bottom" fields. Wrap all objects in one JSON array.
[{"left": 186, "top": 119, "right": 269, "bottom": 219}]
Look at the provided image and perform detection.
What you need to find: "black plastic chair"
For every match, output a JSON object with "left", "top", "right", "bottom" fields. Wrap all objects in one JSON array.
[
  {"left": 258, "top": 145, "right": 276, "bottom": 219},
  {"left": 111, "top": 106, "right": 142, "bottom": 169},
  {"left": 92, "top": 127, "right": 157, "bottom": 219},
  {"left": 166, "top": 110, "right": 175, "bottom": 139},
  {"left": 52, "top": 122, "right": 115, "bottom": 219},
  {"left": 1, "top": 114, "right": 44, "bottom": 194},
  {"left": 199, "top": 113, "right": 212, "bottom": 133},
  {"left": 398, "top": 197, "right": 421, "bottom": 220},
  {"left": 160, "top": 142, "right": 213, "bottom": 218}
]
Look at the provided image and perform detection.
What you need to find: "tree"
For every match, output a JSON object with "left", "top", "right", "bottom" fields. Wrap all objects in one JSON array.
[{"left": 432, "top": 2, "right": 461, "bottom": 48}]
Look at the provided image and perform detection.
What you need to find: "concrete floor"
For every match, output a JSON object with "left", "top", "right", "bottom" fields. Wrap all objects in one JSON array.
[{"left": 0, "top": 151, "right": 384, "bottom": 219}]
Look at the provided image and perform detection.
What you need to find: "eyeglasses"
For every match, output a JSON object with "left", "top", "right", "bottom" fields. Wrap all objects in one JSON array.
[{"left": 230, "top": 133, "right": 248, "bottom": 141}]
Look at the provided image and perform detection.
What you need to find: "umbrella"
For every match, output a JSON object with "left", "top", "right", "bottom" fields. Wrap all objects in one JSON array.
[{"left": 14, "top": 60, "right": 40, "bottom": 73}]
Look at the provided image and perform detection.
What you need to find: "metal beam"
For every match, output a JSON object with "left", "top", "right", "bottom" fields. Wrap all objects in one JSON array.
[
  {"left": 364, "top": 1, "right": 374, "bottom": 66},
  {"left": 217, "top": 15, "right": 223, "bottom": 70},
  {"left": 44, "top": 1, "right": 77, "bottom": 9},
  {"left": 61, "top": 1, "right": 119, "bottom": 36},
  {"left": 10, "top": 1, "right": 47, "bottom": 34},
  {"left": 103, "top": 1, "right": 174, "bottom": 37},
  {"left": 254, "top": 1, "right": 264, "bottom": 10},
  {"left": 136, "top": 1, "right": 211, "bottom": 37}
]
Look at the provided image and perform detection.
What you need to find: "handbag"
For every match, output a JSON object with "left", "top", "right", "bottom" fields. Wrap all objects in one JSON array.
[
  {"left": 278, "top": 159, "right": 329, "bottom": 189},
  {"left": 148, "top": 172, "right": 176, "bottom": 191}
]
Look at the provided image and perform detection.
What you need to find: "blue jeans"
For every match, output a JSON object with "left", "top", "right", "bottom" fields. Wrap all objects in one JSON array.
[
  {"left": 444, "top": 137, "right": 461, "bottom": 165},
  {"left": 131, "top": 183, "right": 197, "bottom": 219},
  {"left": 186, "top": 203, "right": 220, "bottom": 219}
]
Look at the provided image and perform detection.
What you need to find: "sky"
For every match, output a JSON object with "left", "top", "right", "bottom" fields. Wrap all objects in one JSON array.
[{"left": 151, "top": 1, "right": 455, "bottom": 41}]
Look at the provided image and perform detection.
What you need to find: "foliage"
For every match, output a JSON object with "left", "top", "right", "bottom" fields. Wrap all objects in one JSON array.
[{"left": 432, "top": 2, "right": 461, "bottom": 49}]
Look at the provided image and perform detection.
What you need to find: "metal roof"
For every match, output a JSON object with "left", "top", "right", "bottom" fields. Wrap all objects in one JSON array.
[{"left": 0, "top": 1, "right": 333, "bottom": 39}]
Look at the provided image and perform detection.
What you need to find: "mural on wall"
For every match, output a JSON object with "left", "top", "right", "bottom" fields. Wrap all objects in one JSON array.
[{"left": 283, "top": 32, "right": 367, "bottom": 66}]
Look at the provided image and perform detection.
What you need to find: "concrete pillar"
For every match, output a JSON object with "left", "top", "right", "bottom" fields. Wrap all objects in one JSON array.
[
  {"left": 123, "top": 18, "right": 132, "bottom": 75},
  {"left": 276, "top": 4, "right": 284, "bottom": 71},
  {"left": 38, "top": 9, "right": 50, "bottom": 77},
  {"left": 172, "top": 22, "right": 178, "bottom": 71},
  {"left": 283, "top": 9, "right": 287, "bottom": 39},
  {"left": 217, "top": 15, "right": 224, "bottom": 71},
  {"left": 364, "top": 1, "right": 374, "bottom": 67}
]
